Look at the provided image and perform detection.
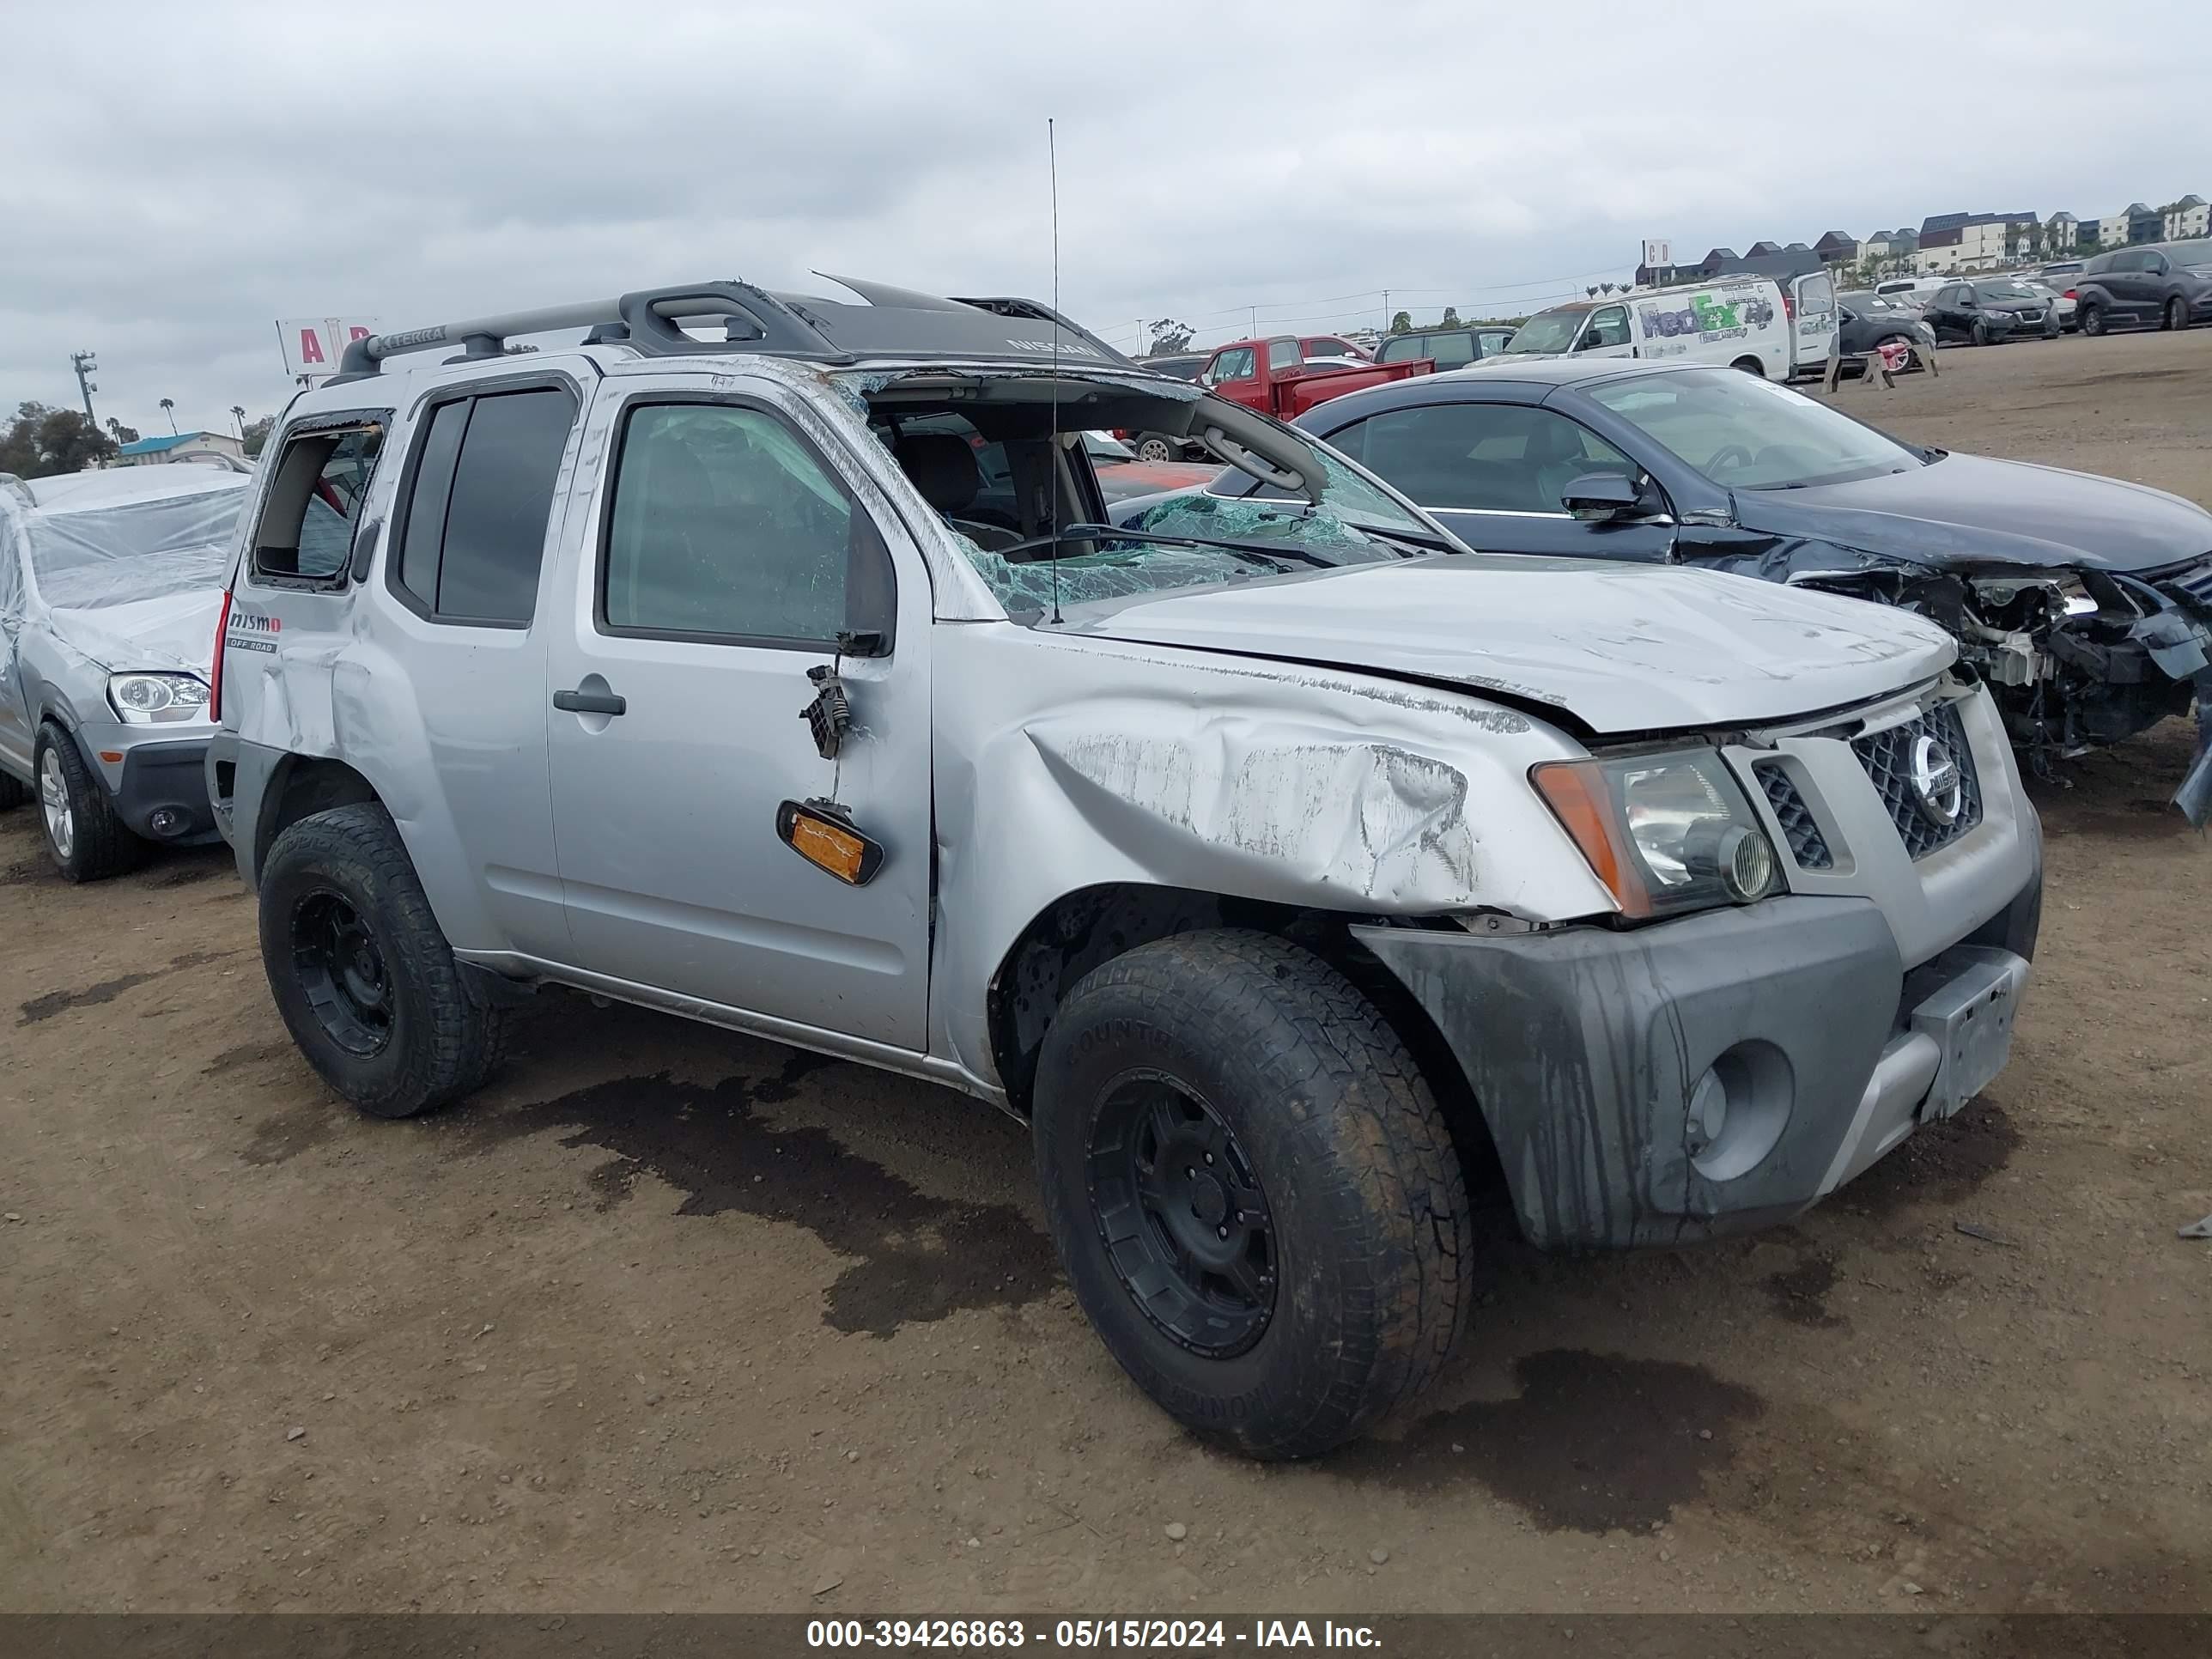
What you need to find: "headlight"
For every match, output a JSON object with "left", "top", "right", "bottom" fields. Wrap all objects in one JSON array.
[
  {"left": 1532, "top": 749, "right": 1778, "bottom": 919},
  {"left": 107, "top": 672, "right": 210, "bottom": 725}
]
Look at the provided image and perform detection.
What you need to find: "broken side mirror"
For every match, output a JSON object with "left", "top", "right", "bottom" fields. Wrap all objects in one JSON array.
[{"left": 1561, "top": 471, "right": 1642, "bottom": 521}]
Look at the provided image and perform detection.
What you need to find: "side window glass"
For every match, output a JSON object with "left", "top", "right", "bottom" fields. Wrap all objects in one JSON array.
[
  {"left": 603, "top": 403, "right": 887, "bottom": 648},
  {"left": 1426, "top": 333, "right": 1476, "bottom": 368},
  {"left": 1207, "top": 347, "right": 1255, "bottom": 382},
  {"left": 1376, "top": 337, "right": 1414, "bottom": 364},
  {"left": 394, "top": 386, "right": 576, "bottom": 625},
  {"left": 251, "top": 422, "right": 386, "bottom": 581},
  {"left": 1588, "top": 307, "right": 1632, "bottom": 348},
  {"left": 1267, "top": 339, "right": 1301, "bottom": 370},
  {"left": 1358, "top": 404, "right": 1631, "bottom": 513},
  {"left": 0, "top": 522, "right": 23, "bottom": 617}
]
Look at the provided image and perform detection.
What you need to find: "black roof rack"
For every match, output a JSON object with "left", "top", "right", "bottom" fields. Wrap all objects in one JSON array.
[{"left": 335, "top": 276, "right": 1135, "bottom": 378}]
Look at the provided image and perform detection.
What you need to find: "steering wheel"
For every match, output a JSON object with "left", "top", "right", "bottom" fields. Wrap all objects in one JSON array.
[{"left": 1705, "top": 443, "right": 1756, "bottom": 475}]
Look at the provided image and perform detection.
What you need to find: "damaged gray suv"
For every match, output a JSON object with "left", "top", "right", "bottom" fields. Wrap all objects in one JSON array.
[{"left": 207, "top": 278, "right": 2044, "bottom": 1458}]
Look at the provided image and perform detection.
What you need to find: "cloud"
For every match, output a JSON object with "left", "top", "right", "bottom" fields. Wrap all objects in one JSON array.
[{"left": 3, "top": 0, "right": 2201, "bottom": 431}]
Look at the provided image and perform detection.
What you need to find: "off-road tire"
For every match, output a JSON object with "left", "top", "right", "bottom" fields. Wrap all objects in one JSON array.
[
  {"left": 258, "top": 802, "right": 509, "bottom": 1119},
  {"left": 1032, "top": 929, "right": 1471, "bottom": 1460},
  {"left": 33, "top": 723, "right": 143, "bottom": 883},
  {"left": 0, "top": 769, "right": 27, "bottom": 811},
  {"left": 2166, "top": 296, "right": 2189, "bottom": 332},
  {"left": 2081, "top": 301, "right": 2106, "bottom": 337}
]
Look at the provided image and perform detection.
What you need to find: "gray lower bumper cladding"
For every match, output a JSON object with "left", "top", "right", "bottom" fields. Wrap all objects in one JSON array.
[{"left": 1355, "top": 896, "right": 2032, "bottom": 1253}]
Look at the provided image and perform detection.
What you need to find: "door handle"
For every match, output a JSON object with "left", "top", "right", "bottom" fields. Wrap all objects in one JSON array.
[{"left": 553, "top": 687, "right": 626, "bottom": 716}]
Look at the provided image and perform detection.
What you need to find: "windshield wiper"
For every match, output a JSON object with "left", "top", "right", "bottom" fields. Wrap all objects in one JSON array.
[{"left": 994, "top": 523, "right": 1341, "bottom": 571}]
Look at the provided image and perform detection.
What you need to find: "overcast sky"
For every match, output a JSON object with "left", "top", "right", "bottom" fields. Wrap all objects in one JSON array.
[{"left": 3, "top": 0, "right": 2201, "bottom": 439}]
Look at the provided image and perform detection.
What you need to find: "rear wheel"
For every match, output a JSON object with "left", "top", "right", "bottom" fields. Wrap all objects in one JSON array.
[
  {"left": 1876, "top": 332, "right": 1917, "bottom": 370},
  {"left": 1731, "top": 356, "right": 1765, "bottom": 376},
  {"left": 33, "top": 725, "right": 143, "bottom": 883},
  {"left": 1032, "top": 930, "right": 1471, "bottom": 1460},
  {"left": 258, "top": 801, "right": 509, "bottom": 1118},
  {"left": 2166, "top": 296, "right": 2189, "bottom": 332},
  {"left": 1133, "top": 434, "right": 1176, "bottom": 463},
  {"left": 2081, "top": 301, "right": 2106, "bottom": 337}
]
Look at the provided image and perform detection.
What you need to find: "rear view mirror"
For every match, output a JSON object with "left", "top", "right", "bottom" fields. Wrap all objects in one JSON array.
[{"left": 1561, "top": 471, "right": 1642, "bottom": 520}]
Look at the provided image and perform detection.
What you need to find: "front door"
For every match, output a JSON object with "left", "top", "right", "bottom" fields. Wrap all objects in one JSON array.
[
  {"left": 542, "top": 378, "right": 933, "bottom": 1052},
  {"left": 1574, "top": 305, "right": 1637, "bottom": 362},
  {"left": 0, "top": 522, "right": 32, "bottom": 777},
  {"left": 1322, "top": 398, "right": 1676, "bottom": 562}
]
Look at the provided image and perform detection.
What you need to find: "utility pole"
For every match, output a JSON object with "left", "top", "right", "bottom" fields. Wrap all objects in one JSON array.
[
  {"left": 70, "top": 351, "right": 99, "bottom": 428},
  {"left": 1381, "top": 289, "right": 1390, "bottom": 331}
]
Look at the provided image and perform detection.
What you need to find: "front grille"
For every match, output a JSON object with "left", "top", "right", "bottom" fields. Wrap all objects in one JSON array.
[
  {"left": 1756, "top": 764, "right": 1832, "bottom": 869},
  {"left": 2016, "top": 308, "right": 2045, "bottom": 325},
  {"left": 1853, "top": 702, "right": 1984, "bottom": 860}
]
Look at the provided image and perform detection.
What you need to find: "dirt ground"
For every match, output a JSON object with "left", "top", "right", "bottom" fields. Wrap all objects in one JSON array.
[{"left": 3, "top": 330, "right": 2209, "bottom": 1618}]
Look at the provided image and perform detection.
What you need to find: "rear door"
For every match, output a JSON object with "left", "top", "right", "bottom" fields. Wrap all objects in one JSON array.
[
  {"left": 1791, "top": 272, "right": 1836, "bottom": 373},
  {"left": 0, "top": 515, "right": 31, "bottom": 777},
  {"left": 1318, "top": 398, "right": 1674, "bottom": 562},
  {"left": 540, "top": 374, "right": 933, "bottom": 1051}
]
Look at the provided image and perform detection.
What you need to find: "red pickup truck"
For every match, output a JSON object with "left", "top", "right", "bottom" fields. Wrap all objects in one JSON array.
[{"left": 1121, "top": 335, "right": 1432, "bottom": 459}]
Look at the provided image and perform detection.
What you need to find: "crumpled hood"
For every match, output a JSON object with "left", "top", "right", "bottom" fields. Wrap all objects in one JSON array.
[
  {"left": 1734, "top": 453, "right": 2212, "bottom": 574},
  {"left": 1060, "top": 553, "right": 1954, "bottom": 734},
  {"left": 49, "top": 588, "right": 222, "bottom": 678}
]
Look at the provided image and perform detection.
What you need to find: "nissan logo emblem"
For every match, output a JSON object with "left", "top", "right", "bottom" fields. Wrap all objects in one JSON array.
[{"left": 1909, "top": 735, "right": 1963, "bottom": 826}]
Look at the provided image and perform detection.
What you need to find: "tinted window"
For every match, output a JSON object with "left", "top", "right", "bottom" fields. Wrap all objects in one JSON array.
[
  {"left": 1376, "top": 336, "right": 1421, "bottom": 364},
  {"left": 1333, "top": 403, "right": 1632, "bottom": 514},
  {"left": 397, "top": 386, "right": 576, "bottom": 624},
  {"left": 604, "top": 403, "right": 872, "bottom": 647},
  {"left": 1421, "top": 332, "right": 1477, "bottom": 368},
  {"left": 252, "top": 423, "right": 383, "bottom": 580}
]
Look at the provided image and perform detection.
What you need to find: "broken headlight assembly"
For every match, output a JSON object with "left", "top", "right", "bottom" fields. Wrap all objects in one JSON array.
[
  {"left": 1532, "top": 750, "right": 1778, "bottom": 921},
  {"left": 107, "top": 672, "right": 210, "bottom": 725}
]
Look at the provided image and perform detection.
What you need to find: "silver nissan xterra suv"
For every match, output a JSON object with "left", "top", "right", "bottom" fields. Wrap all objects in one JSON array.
[{"left": 207, "top": 277, "right": 2043, "bottom": 1459}]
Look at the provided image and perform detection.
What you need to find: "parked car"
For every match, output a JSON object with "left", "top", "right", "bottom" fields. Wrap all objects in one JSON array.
[
  {"left": 1181, "top": 360, "right": 2212, "bottom": 820},
  {"left": 2070, "top": 240, "right": 2212, "bottom": 336},
  {"left": 0, "top": 464, "right": 253, "bottom": 878},
  {"left": 1834, "top": 292, "right": 1936, "bottom": 368},
  {"left": 1298, "top": 334, "right": 1371, "bottom": 363},
  {"left": 1918, "top": 278, "right": 2059, "bottom": 344},
  {"left": 1875, "top": 276, "right": 1950, "bottom": 310},
  {"left": 1375, "top": 325, "right": 1517, "bottom": 371},
  {"left": 1490, "top": 275, "right": 1811, "bottom": 380},
  {"left": 1197, "top": 333, "right": 1432, "bottom": 416},
  {"left": 210, "top": 276, "right": 2040, "bottom": 1460},
  {"left": 1134, "top": 353, "right": 1208, "bottom": 382},
  {"left": 2022, "top": 280, "right": 2077, "bottom": 331},
  {"left": 2039, "top": 259, "right": 2087, "bottom": 284}
]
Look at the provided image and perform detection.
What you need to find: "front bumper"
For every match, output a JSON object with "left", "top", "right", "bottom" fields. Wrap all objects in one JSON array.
[
  {"left": 1354, "top": 878, "right": 2039, "bottom": 1253},
  {"left": 72, "top": 724, "right": 220, "bottom": 845}
]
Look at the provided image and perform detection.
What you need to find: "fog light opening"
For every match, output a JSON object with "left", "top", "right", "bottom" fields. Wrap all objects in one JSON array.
[
  {"left": 148, "top": 807, "right": 186, "bottom": 839},
  {"left": 1687, "top": 1042, "right": 1795, "bottom": 1182}
]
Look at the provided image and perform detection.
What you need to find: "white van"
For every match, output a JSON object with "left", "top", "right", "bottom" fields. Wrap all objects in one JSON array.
[{"left": 1489, "top": 276, "right": 1797, "bottom": 380}]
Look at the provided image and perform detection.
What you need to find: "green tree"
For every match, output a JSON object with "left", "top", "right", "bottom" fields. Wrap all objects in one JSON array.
[
  {"left": 106, "top": 416, "right": 143, "bottom": 446},
  {"left": 1389, "top": 311, "right": 1412, "bottom": 334},
  {"left": 1146, "top": 318, "right": 1195, "bottom": 355},
  {"left": 1441, "top": 307, "right": 1462, "bottom": 328},
  {"left": 0, "top": 402, "right": 118, "bottom": 478},
  {"left": 241, "top": 415, "right": 276, "bottom": 459}
]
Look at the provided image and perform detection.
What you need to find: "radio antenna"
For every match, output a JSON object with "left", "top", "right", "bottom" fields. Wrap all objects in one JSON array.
[{"left": 1046, "top": 116, "right": 1064, "bottom": 627}]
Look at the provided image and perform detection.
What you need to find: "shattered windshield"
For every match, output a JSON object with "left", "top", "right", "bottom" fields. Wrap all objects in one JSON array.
[
  {"left": 27, "top": 489, "right": 246, "bottom": 609},
  {"left": 1589, "top": 368, "right": 1922, "bottom": 489},
  {"left": 962, "top": 494, "right": 1405, "bottom": 612},
  {"left": 1504, "top": 311, "right": 1585, "bottom": 354}
]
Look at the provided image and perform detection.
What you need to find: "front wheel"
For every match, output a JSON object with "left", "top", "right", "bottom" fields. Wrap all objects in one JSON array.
[
  {"left": 2166, "top": 296, "right": 2190, "bottom": 332},
  {"left": 1971, "top": 319, "right": 1992, "bottom": 347},
  {"left": 1877, "top": 333, "right": 1917, "bottom": 370},
  {"left": 2081, "top": 301, "right": 2106, "bottom": 337},
  {"left": 1032, "top": 930, "right": 1471, "bottom": 1460},
  {"left": 33, "top": 725, "right": 143, "bottom": 883},
  {"left": 258, "top": 801, "right": 509, "bottom": 1118}
]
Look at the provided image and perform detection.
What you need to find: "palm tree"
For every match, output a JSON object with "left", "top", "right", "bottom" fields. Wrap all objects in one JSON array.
[
  {"left": 159, "top": 398, "right": 177, "bottom": 435},
  {"left": 230, "top": 404, "right": 246, "bottom": 441}
]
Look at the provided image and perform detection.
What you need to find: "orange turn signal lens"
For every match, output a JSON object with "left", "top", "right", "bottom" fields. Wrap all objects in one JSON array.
[
  {"left": 775, "top": 799, "right": 884, "bottom": 887},
  {"left": 1529, "top": 760, "right": 1650, "bottom": 918}
]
